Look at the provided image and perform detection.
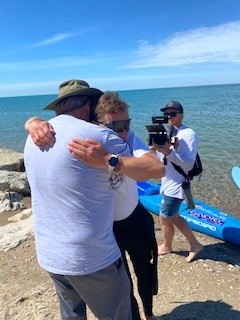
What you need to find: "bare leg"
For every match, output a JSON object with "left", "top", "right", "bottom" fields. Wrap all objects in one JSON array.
[
  {"left": 172, "top": 214, "right": 203, "bottom": 262},
  {"left": 158, "top": 216, "right": 174, "bottom": 255}
]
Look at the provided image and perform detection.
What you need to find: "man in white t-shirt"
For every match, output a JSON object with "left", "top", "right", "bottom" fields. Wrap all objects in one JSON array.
[{"left": 153, "top": 101, "right": 203, "bottom": 263}]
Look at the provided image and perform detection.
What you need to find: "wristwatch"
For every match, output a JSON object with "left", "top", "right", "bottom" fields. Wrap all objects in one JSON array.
[{"left": 108, "top": 154, "right": 119, "bottom": 172}]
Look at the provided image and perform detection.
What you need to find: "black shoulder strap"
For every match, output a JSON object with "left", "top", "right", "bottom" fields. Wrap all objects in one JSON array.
[{"left": 171, "top": 162, "right": 188, "bottom": 179}]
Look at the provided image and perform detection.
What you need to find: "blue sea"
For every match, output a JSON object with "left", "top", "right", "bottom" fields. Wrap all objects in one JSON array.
[{"left": 0, "top": 84, "right": 239, "bottom": 217}]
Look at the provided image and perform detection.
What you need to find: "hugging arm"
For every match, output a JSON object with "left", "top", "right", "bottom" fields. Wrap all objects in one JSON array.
[
  {"left": 25, "top": 118, "right": 165, "bottom": 180},
  {"left": 68, "top": 138, "right": 165, "bottom": 180},
  {"left": 118, "top": 152, "right": 164, "bottom": 181},
  {"left": 24, "top": 117, "right": 56, "bottom": 148},
  {"left": 68, "top": 138, "right": 108, "bottom": 169}
]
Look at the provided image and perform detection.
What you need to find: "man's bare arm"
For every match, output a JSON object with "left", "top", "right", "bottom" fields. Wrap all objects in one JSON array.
[
  {"left": 68, "top": 138, "right": 165, "bottom": 180},
  {"left": 116, "top": 152, "right": 164, "bottom": 181},
  {"left": 24, "top": 117, "right": 56, "bottom": 148},
  {"left": 25, "top": 119, "right": 165, "bottom": 180},
  {"left": 68, "top": 138, "right": 107, "bottom": 169}
]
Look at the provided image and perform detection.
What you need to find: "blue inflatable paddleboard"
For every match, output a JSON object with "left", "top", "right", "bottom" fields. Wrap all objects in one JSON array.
[
  {"left": 137, "top": 181, "right": 240, "bottom": 246},
  {"left": 231, "top": 166, "right": 240, "bottom": 189}
]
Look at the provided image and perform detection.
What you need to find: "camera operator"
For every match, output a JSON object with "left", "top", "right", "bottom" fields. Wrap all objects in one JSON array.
[{"left": 152, "top": 101, "right": 203, "bottom": 263}]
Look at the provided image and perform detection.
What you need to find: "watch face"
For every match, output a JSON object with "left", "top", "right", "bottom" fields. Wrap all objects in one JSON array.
[{"left": 109, "top": 156, "right": 119, "bottom": 167}]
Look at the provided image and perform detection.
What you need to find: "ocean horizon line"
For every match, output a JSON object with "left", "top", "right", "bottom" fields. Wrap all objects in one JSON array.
[{"left": 0, "top": 82, "right": 239, "bottom": 99}]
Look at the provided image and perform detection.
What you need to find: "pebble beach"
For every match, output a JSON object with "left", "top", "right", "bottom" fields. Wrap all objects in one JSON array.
[{"left": 0, "top": 197, "right": 239, "bottom": 320}]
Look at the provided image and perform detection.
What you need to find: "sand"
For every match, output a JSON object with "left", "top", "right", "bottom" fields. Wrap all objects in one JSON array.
[{"left": 0, "top": 197, "right": 240, "bottom": 320}]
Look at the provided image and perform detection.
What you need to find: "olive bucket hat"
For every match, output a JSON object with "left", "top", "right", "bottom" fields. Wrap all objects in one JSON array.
[{"left": 43, "top": 79, "right": 103, "bottom": 111}]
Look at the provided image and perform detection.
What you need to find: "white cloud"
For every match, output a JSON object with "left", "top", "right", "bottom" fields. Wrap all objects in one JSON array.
[
  {"left": 126, "top": 22, "right": 240, "bottom": 68},
  {"left": 31, "top": 33, "right": 75, "bottom": 47}
]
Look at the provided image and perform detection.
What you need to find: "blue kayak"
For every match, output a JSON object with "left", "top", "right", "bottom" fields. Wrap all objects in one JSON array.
[{"left": 137, "top": 181, "right": 240, "bottom": 246}]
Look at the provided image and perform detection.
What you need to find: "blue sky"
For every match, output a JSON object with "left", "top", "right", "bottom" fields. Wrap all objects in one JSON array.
[{"left": 1, "top": 0, "right": 240, "bottom": 97}]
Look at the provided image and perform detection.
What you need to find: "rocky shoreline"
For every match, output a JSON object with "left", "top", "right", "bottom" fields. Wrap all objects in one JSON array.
[
  {"left": 0, "top": 149, "right": 30, "bottom": 214},
  {"left": 0, "top": 148, "right": 240, "bottom": 319}
]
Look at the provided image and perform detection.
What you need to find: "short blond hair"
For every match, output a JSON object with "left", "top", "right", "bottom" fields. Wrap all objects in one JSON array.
[{"left": 95, "top": 91, "right": 129, "bottom": 122}]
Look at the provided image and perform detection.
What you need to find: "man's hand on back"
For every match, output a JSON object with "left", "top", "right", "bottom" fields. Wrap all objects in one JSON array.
[
  {"left": 68, "top": 138, "right": 108, "bottom": 169},
  {"left": 26, "top": 118, "right": 56, "bottom": 149}
]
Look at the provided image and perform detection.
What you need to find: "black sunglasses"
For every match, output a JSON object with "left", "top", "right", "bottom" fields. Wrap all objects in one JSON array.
[
  {"left": 163, "top": 111, "right": 181, "bottom": 118},
  {"left": 103, "top": 119, "right": 131, "bottom": 133}
]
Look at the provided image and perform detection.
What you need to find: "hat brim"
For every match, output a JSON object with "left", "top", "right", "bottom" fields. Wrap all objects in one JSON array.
[
  {"left": 160, "top": 106, "right": 183, "bottom": 112},
  {"left": 43, "top": 87, "right": 103, "bottom": 111}
]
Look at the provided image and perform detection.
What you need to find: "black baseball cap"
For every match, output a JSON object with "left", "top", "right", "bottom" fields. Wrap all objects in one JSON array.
[{"left": 160, "top": 100, "right": 184, "bottom": 113}]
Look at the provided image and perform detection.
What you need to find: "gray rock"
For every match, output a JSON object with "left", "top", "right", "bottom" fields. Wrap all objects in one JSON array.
[
  {"left": 0, "top": 191, "right": 26, "bottom": 213},
  {"left": 0, "top": 208, "right": 33, "bottom": 251},
  {"left": 0, "top": 170, "right": 30, "bottom": 194},
  {"left": 0, "top": 148, "right": 24, "bottom": 172}
]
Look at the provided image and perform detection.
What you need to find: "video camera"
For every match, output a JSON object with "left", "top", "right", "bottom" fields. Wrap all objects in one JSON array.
[{"left": 146, "top": 116, "right": 176, "bottom": 147}]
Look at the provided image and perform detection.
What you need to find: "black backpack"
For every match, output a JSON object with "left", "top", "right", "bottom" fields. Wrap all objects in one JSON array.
[{"left": 171, "top": 153, "right": 203, "bottom": 181}]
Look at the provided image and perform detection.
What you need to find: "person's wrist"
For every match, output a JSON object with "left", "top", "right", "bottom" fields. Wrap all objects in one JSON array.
[
  {"left": 103, "top": 154, "right": 111, "bottom": 170},
  {"left": 113, "top": 157, "right": 121, "bottom": 172},
  {"left": 24, "top": 117, "right": 43, "bottom": 131}
]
